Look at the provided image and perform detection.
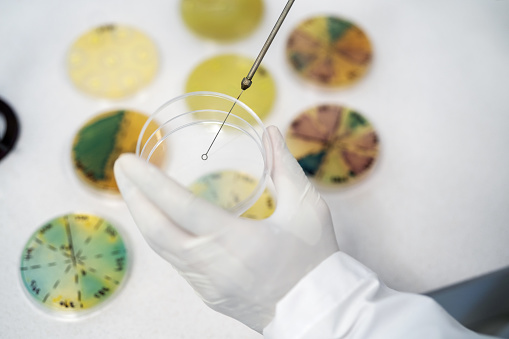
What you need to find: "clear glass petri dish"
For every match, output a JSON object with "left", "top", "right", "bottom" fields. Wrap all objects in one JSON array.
[{"left": 136, "top": 91, "right": 272, "bottom": 216}]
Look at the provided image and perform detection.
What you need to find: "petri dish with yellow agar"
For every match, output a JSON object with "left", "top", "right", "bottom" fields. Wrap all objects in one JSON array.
[
  {"left": 68, "top": 24, "right": 159, "bottom": 99},
  {"left": 72, "top": 109, "right": 164, "bottom": 194},
  {"left": 189, "top": 170, "right": 275, "bottom": 220},
  {"left": 19, "top": 213, "right": 128, "bottom": 318},
  {"left": 286, "top": 16, "right": 372, "bottom": 88},
  {"left": 137, "top": 91, "right": 273, "bottom": 216},
  {"left": 181, "top": 0, "right": 264, "bottom": 42},
  {"left": 285, "top": 104, "right": 380, "bottom": 187},
  {"left": 185, "top": 54, "right": 276, "bottom": 123}
]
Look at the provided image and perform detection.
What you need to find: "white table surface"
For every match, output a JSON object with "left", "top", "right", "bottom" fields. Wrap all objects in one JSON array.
[{"left": 1, "top": 0, "right": 508, "bottom": 338}]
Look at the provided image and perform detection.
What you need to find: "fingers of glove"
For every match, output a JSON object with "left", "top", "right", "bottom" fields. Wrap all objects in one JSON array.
[
  {"left": 264, "top": 126, "right": 328, "bottom": 245},
  {"left": 114, "top": 153, "right": 236, "bottom": 236},
  {"left": 264, "top": 126, "right": 321, "bottom": 210},
  {"left": 114, "top": 160, "right": 193, "bottom": 258}
]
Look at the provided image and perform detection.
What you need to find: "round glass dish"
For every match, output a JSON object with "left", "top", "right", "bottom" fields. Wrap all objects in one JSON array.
[{"left": 137, "top": 91, "right": 272, "bottom": 216}]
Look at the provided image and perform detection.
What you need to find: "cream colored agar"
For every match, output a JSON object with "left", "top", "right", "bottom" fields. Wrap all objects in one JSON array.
[{"left": 68, "top": 24, "right": 159, "bottom": 99}]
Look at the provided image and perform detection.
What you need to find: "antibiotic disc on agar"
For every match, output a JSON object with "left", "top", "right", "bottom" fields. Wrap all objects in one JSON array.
[
  {"left": 189, "top": 170, "right": 275, "bottom": 220},
  {"left": 181, "top": 0, "right": 264, "bottom": 41},
  {"left": 19, "top": 213, "right": 128, "bottom": 317},
  {"left": 72, "top": 109, "right": 164, "bottom": 194},
  {"left": 68, "top": 24, "right": 159, "bottom": 99},
  {"left": 185, "top": 54, "right": 276, "bottom": 123},
  {"left": 286, "top": 105, "right": 379, "bottom": 187},
  {"left": 286, "top": 16, "right": 372, "bottom": 87}
]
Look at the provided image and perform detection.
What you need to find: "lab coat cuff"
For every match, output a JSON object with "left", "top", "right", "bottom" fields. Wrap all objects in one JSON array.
[{"left": 263, "top": 251, "right": 377, "bottom": 339}]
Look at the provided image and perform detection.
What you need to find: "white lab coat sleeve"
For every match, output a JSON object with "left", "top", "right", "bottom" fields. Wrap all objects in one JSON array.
[{"left": 263, "top": 251, "right": 496, "bottom": 339}]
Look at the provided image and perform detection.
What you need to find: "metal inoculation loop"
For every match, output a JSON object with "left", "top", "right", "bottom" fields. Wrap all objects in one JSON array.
[{"left": 202, "top": 0, "right": 295, "bottom": 159}]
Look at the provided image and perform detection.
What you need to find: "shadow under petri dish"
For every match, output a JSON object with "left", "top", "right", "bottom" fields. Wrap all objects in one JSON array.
[
  {"left": 19, "top": 213, "right": 128, "bottom": 317},
  {"left": 68, "top": 24, "right": 159, "bottom": 99},
  {"left": 285, "top": 104, "right": 380, "bottom": 187},
  {"left": 72, "top": 109, "right": 165, "bottom": 194},
  {"left": 286, "top": 16, "right": 372, "bottom": 88},
  {"left": 181, "top": 0, "right": 264, "bottom": 42}
]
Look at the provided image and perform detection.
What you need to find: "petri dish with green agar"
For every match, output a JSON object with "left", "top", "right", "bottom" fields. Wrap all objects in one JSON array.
[
  {"left": 68, "top": 24, "right": 159, "bottom": 99},
  {"left": 181, "top": 0, "right": 264, "bottom": 42},
  {"left": 19, "top": 213, "right": 128, "bottom": 318},
  {"left": 285, "top": 104, "right": 380, "bottom": 187},
  {"left": 185, "top": 54, "right": 276, "bottom": 123},
  {"left": 137, "top": 91, "right": 273, "bottom": 216},
  {"left": 71, "top": 109, "right": 165, "bottom": 194}
]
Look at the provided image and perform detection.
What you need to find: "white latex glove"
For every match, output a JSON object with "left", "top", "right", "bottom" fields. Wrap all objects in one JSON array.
[{"left": 114, "top": 125, "right": 340, "bottom": 332}]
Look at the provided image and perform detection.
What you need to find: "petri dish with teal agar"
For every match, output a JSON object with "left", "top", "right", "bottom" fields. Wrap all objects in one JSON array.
[{"left": 19, "top": 213, "right": 129, "bottom": 318}]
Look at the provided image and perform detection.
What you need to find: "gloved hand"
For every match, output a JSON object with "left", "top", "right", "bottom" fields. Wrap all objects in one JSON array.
[{"left": 114, "top": 125, "right": 340, "bottom": 333}]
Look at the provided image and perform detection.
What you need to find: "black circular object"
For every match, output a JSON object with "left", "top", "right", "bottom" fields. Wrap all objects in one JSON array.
[{"left": 0, "top": 97, "right": 20, "bottom": 161}]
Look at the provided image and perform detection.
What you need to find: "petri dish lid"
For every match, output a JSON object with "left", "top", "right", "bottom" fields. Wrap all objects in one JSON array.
[{"left": 137, "top": 91, "right": 272, "bottom": 216}]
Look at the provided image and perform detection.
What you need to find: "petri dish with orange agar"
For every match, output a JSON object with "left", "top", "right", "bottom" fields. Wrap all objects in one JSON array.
[
  {"left": 285, "top": 104, "right": 380, "bottom": 187},
  {"left": 286, "top": 16, "right": 372, "bottom": 88}
]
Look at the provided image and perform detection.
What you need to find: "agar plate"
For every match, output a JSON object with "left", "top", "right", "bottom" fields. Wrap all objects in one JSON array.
[
  {"left": 19, "top": 213, "right": 128, "bottom": 317},
  {"left": 72, "top": 109, "right": 164, "bottom": 194},
  {"left": 286, "top": 104, "right": 379, "bottom": 187},
  {"left": 189, "top": 170, "right": 275, "bottom": 220},
  {"left": 286, "top": 16, "right": 372, "bottom": 88},
  {"left": 181, "top": 0, "right": 263, "bottom": 41},
  {"left": 68, "top": 24, "right": 159, "bottom": 99},
  {"left": 185, "top": 54, "right": 276, "bottom": 123}
]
